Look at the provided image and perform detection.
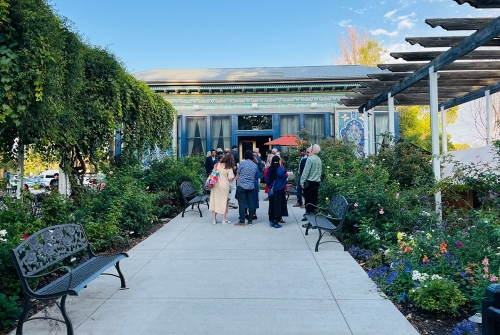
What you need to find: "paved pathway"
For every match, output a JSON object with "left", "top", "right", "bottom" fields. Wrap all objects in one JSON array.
[{"left": 16, "top": 191, "right": 418, "bottom": 335}]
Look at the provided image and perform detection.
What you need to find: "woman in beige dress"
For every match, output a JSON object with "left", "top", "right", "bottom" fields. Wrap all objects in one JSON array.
[{"left": 210, "top": 153, "right": 236, "bottom": 224}]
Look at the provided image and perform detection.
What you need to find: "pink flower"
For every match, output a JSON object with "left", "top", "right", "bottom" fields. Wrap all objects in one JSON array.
[
  {"left": 169, "top": 201, "right": 173, "bottom": 205},
  {"left": 482, "top": 258, "right": 489, "bottom": 266},
  {"left": 379, "top": 209, "right": 385, "bottom": 215},
  {"left": 484, "top": 274, "right": 489, "bottom": 279},
  {"left": 109, "top": 171, "right": 113, "bottom": 175},
  {"left": 100, "top": 183, "right": 106, "bottom": 189},
  {"left": 354, "top": 203, "right": 358, "bottom": 207},
  {"left": 396, "top": 193, "right": 400, "bottom": 199},
  {"left": 159, "top": 199, "right": 165, "bottom": 205},
  {"left": 490, "top": 275, "right": 499, "bottom": 282},
  {"left": 484, "top": 267, "right": 489, "bottom": 273},
  {"left": 146, "top": 186, "right": 150, "bottom": 190}
]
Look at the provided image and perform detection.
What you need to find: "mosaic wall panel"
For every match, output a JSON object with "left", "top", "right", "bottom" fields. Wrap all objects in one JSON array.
[{"left": 337, "top": 111, "right": 365, "bottom": 158}]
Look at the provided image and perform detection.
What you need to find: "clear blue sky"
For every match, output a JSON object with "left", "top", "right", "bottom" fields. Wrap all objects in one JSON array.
[
  {"left": 50, "top": 0, "right": 491, "bottom": 73},
  {"left": 50, "top": 0, "right": 498, "bottom": 146}
]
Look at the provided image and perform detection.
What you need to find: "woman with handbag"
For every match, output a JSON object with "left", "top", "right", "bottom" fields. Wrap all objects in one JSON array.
[
  {"left": 209, "top": 153, "right": 236, "bottom": 225},
  {"left": 265, "top": 155, "right": 288, "bottom": 228}
]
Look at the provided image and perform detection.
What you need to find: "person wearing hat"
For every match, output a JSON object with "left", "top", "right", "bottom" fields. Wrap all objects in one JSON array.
[{"left": 293, "top": 147, "right": 309, "bottom": 208}]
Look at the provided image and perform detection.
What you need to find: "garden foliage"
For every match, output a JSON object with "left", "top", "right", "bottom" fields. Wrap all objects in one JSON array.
[{"left": 319, "top": 136, "right": 500, "bottom": 315}]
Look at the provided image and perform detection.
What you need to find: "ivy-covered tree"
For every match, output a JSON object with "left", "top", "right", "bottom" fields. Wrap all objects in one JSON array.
[{"left": 0, "top": 0, "right": 176, "bottom": 190}]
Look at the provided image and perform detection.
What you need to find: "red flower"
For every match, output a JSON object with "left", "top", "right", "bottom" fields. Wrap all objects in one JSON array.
[
  {"left": 159, "top": 199, "right": 165, "bottom": 205},
  {"left": 22, "top": 234, "right": 29, "bottom": 240}
]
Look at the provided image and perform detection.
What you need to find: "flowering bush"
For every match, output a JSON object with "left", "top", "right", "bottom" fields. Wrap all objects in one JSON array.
[
  {"left": 451, "top": 319, "right": 478, "bottom": 335},
  {"left": 369, "top": 258, "right": 414, "bottom": 302},
  {"left": 348, "top": 246, "right": 374, "bottom": 262},
  {"left": 409, "top": 278, "right": 466, "bottom": 315}
]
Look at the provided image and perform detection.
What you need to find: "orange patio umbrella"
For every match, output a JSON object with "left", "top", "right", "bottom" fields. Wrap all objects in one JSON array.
[{"left": 264, "top": 134, "right": 298, "bottom": 146}]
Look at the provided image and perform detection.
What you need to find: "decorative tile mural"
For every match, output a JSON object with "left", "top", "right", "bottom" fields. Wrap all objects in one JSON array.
[{"left": 337, "top": 111, "right": 365, "bottom": 158}]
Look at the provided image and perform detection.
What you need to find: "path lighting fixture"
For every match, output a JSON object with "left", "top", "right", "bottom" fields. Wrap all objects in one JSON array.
[{"left": 468, "top": 313, "right": 482, "bottom": 324}]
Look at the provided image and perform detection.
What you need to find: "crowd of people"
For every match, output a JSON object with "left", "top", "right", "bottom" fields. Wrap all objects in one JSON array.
[{"left": 206, "top": 143, "right": 322, "bottom": 229}]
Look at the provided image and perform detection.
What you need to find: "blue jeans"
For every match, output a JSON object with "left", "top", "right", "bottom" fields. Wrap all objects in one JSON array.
[
  {"left": 237, "top": 186, "right": 254, "bottom": 223},
  {"left": 296, "top": 177, "right": 303, "bottom": 205}
]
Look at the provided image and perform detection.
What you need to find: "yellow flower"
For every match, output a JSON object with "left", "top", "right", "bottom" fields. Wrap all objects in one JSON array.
[
  {"left": 426, "top": 233, "right": 432, "bottom": 239},
  {"left": 397, "top": 232, "right": 403, "bottom": 242}
]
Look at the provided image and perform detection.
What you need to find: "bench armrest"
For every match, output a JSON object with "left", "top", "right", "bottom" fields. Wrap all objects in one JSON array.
[
  {"left": 26, "top": 265, "right": 73, "bottom": 292},
  {"left": 306, "top": 203, "right": 328, "bottom": 212},
  {"left": 89, "top": 235, "right": 129, "bottom": 256}
]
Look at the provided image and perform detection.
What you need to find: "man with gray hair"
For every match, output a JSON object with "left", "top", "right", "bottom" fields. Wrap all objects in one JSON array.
[{"left": 300, "top": 144, "right": 322, "bottom": 221}]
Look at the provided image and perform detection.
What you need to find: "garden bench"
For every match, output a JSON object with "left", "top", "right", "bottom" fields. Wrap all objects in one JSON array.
[
  {"left": 303, "top": 194, "right": 349, "bottom": 252},
  {"left": 10, "top": 224, "right": 129, "bottom": 335},
  {"left": 285, "top": 185, "right": 297, "bottom": 201},
  {"left": 179, "top": 181, "right": 210, "bottom": 217}
]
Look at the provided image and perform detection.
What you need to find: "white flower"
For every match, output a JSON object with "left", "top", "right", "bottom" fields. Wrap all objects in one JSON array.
[
  {"left": 327, "top": 166, "right": 330, "bottom": 169},
  {"left": 375, "top": 236, "right": 380, "bottom": 240},
  {"left": 325, "top": 197, "right": 329, "bottom": 200},
  {"left": 0, "top": 238, "right": 6, "bottom": 242},
  {"left": 421, "top": 211, "right": 431, "bottom": 217},
  {"left": 431, "top": 274, "right": 442, "bottom": 280},
  {"left": 336, "top": 173, "right": 340, "bottom": 177},
  {"left": 0, "top": 229, "right": 6, "bottom": 237}
]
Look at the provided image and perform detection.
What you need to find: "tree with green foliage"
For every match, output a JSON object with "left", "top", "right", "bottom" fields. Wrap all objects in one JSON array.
[
  {"left": 0, "top": 0, "right": 176, "bottom": 189},
  {"left": 334, "top": 26, "right": 386, "bottom": 67},
  {"left": 398, "top": 105, "right": 459, "bottom": 152}
]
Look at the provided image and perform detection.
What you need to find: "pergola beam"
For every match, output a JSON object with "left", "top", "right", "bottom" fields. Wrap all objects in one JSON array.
[
  {"left": 406, "top": 36, "right": 500, "bottom": 47},
  {"left": 439, "top": 80, "right": 500, "bottom": 109},
  {"left": 378, "top": 61, "right": 500, "bottom": 72},
  {"left": 358, "top": 16, "right": 500, "bottom": 112},
  {"left": 368, "top": 71, "right": 500, "bottom": 81},
  {"left": 391, "top": 50, "right": 500, "bottom": 62},
  {"left": 426, "top": 18, "right": 494, "bottom": 30}
]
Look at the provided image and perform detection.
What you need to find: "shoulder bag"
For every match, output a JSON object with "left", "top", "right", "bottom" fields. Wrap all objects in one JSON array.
[{"left": 205, "top": 163, "right": 220, "bottom": 189}]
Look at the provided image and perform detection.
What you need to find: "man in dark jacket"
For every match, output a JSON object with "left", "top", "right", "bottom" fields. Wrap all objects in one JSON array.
[
  {"left": 293, "top": 147, "right": 309, "bottom": 208},
  {"left": 204, "top": 149, "right": 217, "bottom": 175}
]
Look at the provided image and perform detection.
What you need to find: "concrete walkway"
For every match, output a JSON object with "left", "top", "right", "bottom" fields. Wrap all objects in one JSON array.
[{"left": 16, "top": 191, "right": 419, "bottom": 335}]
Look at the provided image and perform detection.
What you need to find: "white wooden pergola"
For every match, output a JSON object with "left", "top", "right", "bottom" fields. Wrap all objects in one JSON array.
[{"left": 340, "top": 0, "right": 500, "bottom": 214}]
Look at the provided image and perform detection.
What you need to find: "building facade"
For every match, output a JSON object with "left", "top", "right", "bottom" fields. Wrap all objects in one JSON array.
[{"left": 134, "top": 65, "right": 397, "bottom": 158}]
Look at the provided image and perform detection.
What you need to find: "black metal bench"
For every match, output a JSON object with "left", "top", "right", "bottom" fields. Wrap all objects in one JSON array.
[
  {"left": 285, "top": 186, "right": 297, "bottom": 201},
  {"left": 10, "top": 224, "right": 129, "bottom": 335},
  {"left": 303, "top": 195, "right": 349, "bottom": 252},
  {"left": 179, "top": 181, "right": 210, "bottom": 217}
]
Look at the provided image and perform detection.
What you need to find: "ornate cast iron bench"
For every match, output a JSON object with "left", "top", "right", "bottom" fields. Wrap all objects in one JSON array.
[
  {"left": 10, "top": 224, "right": 129, "bottom": 335},
  {"left": 303, "top": 195, "right": 349, "bottom": 252},
  {"left": 179, "top": 181, "right": 209, "bottom": 217}
]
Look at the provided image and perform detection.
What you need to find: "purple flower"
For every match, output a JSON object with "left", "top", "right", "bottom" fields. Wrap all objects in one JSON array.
[{"left": 455, "top": 241, "right": 464, "bottom": 248}]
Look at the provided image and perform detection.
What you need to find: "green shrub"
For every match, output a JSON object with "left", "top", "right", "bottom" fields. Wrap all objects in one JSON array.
[
  {"left": 409, "top": 279, "right": 466, "bottom": 315},
  {"left": 40, "top": 192, "right": 74, "bottom": 227},
  {"left": 143, "top": 155, "right": 205, "bottom": 207},
  {"left": 0, "top": 293, "right": 22, "bottom": 329}
]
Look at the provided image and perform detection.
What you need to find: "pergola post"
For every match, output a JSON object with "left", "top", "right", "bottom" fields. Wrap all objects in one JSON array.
[
  {"left": 363, "top": 108, "right": 369, "bottom": 157},
  {"left": 486, "top": 89, "right": 493, "bottom": 145},
  {"left": 441, "top": 106, "right": 447, "bottom": 154},
  {"left": 388, "top": 93, "right": 395, "bottom": 144},
  {"left": 429, "top": 67, "right": 442, "bottom": 216},
  {"left": 17, "top": 145, "right": 24, "bottom": 198}
]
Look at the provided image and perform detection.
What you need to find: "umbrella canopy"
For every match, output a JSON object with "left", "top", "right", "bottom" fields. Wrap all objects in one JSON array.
[{"left": 264, "top": 134, "right": 298, "bottom": 146}]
